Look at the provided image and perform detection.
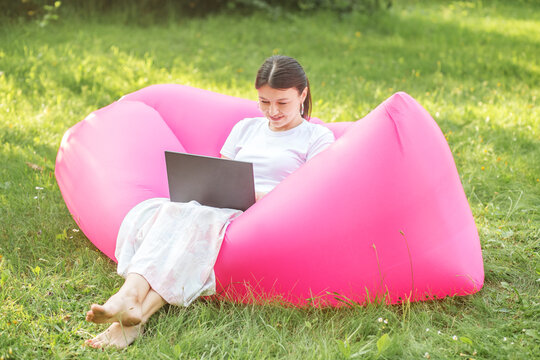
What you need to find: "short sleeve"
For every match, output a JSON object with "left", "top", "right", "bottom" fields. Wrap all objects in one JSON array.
[
  {"left": 307, "top": 126, "right": 335, "bottom": 161},
  {"left": 220, "top": 119, "right": 246, "bottom": 159}
]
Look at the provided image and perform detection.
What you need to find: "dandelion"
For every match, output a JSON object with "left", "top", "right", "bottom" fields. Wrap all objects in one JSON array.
[
  {"left": 452, "top": 335, "right": 458, "bottom": 341},
  {"left": 355, "top": 31, "right": 362, "bottom": 37},
  {"left": 426, "top": 328, "right": 430, "bottom": 332},
  {"left": 378, "top": 317, "right": 383, "bottom": 323},
  {"left": 424, "top": 352, "right": 430, "bottom": 359},
  {"left": 481, "top": 166, "right": 485, "bottom": 171}
]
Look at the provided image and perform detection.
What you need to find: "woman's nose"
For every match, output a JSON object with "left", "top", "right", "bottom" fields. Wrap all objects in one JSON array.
[{"left": 269, "top": 103, "right": 279, "bottom": 115}]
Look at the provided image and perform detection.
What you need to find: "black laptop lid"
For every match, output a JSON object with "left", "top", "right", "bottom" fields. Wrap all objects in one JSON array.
[{"left": 165, "top": 151, "right": 256, "bottom": 211}]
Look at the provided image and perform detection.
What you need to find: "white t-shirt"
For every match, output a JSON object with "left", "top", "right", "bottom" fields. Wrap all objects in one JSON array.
[{"left": 220, "top": 117, "right": 335, "bottom": 193}]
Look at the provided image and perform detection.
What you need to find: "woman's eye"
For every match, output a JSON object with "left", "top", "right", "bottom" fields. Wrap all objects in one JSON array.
[{"left": 278, "top": 102, "right": 287, "bottom": 105}]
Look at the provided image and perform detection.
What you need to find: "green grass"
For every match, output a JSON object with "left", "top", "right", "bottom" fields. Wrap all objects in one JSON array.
[{"left": 0, "top": 0, "right": 539, "bottom": 358}]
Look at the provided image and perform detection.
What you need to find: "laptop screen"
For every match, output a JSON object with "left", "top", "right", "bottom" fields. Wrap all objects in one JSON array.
[{"left": 165, "top": 151, "right": 256, "bottom": 211}]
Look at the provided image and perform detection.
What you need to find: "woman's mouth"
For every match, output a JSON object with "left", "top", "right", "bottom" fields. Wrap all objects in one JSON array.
[{"left": 269, "top": 115, "right": 283, "bottom": 121}]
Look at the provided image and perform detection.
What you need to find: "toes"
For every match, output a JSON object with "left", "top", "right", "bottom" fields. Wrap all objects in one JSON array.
[
  {"left": 90, "top": 304, "right": 104, "bottom": 315},
  {"left": 89, "top": 338, "right": 102, "bottom": 348},
  {"left": 86, "top": 335, "right": 103, "bottom": 348},
  {"left": 85, "top": 323, "right": 140, "bottom": 350},
  {"left": 92, "top": 335, "right": 110, "bottom": 348}
]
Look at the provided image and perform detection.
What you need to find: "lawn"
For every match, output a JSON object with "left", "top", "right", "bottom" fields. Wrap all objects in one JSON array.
[{"left": 0, "top": 0, "right": 538, "bottom": 358}]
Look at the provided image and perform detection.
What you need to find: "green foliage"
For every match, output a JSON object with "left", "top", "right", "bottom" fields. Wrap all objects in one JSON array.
[
  {"left": 376, "top": 333, "right": 391, "bottom": 354},
  {"left": 0, "top": 0, "right": 539, "bottom": 358},
  {"left": 1, "top": 0, "right": 46, "bottom": 19},
  {"left": 229, "top": 0, "right": 392, "bottom": 14},
  {"left": 2, "top": 0, "right": 392, "bottom": 23},
  {"left": 40, "top": 1, "right": 62, "bottom": 27},
  {"left": 0, "top": 0, "right": 61, "bottom": 22}
]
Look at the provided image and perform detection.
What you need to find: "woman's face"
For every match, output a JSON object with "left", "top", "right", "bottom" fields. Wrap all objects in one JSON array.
[{"left": 257, "top": 84, "right": 307, "bottom": 132}]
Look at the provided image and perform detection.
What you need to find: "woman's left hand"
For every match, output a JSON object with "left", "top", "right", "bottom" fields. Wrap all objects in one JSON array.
[{"left": 255, "top": 192, "right": 267, "bottom": 202}]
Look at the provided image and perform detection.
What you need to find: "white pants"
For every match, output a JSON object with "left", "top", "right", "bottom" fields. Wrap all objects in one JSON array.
[{"left": 115, "top": 198, "right": 242, "bottom": 306}]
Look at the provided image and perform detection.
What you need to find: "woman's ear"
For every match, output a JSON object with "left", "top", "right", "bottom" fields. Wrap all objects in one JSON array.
[{"left": 301, "top": 87, "right": 308, "bottom": 102}]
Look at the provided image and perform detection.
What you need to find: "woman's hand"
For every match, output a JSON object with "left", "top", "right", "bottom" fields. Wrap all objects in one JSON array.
[{"left": 255, "top": 192, "right": 267, "bottom": 202}]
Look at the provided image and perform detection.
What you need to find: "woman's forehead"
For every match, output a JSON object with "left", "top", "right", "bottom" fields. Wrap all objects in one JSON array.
[{"left": 257, "top": 85, "right": 299, "bottom": 100}]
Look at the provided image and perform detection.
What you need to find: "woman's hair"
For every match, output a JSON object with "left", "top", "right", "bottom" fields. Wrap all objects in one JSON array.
[{"left": 255, "top": 55, "right": 312, "bottom": 120}]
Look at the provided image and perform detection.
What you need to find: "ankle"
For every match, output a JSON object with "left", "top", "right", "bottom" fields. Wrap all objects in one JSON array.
[
  {"left": 123, "top": 287, "right": 140, "bottom": 299},
  {"left": 113, "top": 285, "right": 141, "bottom": 302}
]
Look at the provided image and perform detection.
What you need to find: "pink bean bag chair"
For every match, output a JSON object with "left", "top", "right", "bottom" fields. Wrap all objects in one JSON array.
[{"left": 55, "top": 84, "right": 484, "bottom": 306}]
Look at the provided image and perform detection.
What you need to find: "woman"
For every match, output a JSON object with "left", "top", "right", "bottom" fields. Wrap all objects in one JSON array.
[{"left": 85, "top": 55, "right": 335, "bottom": 349}]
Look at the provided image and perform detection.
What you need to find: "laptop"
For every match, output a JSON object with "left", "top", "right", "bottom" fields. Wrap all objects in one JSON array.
[{"left": 165, "top": 151, "right": 256, "bottom": 211}]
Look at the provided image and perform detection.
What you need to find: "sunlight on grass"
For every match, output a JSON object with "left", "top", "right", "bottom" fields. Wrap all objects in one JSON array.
[{"left": 0, "top": 0, "right": 539, "bottom": 358}]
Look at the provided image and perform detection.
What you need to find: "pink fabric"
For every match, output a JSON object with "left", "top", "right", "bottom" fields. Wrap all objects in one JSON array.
[{"left": 55, "top": 84, "right": 484, "bottom": 306}]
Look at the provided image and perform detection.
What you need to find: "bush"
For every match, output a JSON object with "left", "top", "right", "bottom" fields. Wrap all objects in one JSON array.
[
  {"left": 0, "top": 0, "right": 53, "bottom": 19},
  {"left": 219, "top": 0, "right": 393, "bottom": 15},
  {"left": 1, "top": 0, "right": 392, "bottom": 22}
]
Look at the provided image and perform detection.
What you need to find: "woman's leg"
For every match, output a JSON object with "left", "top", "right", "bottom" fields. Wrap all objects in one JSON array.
[
  {"left": 86, "top": 273, "right": 151, "bottom": 326},
  {"left": 86, "top": 289, "right": 167, "bottom": 349}
]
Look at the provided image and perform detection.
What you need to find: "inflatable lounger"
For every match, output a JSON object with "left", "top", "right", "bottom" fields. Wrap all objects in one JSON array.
[{"left": 55, "top": 84, "right": 484, "bottom": 306}]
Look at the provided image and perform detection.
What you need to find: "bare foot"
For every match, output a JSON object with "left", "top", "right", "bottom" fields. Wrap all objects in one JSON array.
[
  {"left": 85, "top": 322, "right": 143, "bottom": 349},
  {"left": 86, "top": 293, "right": 142, "bottom": 326}
]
